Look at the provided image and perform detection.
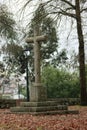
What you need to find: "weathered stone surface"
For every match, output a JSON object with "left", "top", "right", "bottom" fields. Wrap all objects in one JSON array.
[
  {"left": 11, "top": 105, "right": 68, "bottom": 112},
  {"left": 20, "top": 101, "right": 61, "bottom": 107},
  {"left": 10, "top": 109, "right": 79, "bottom": 115},
  {"left": 10, "top": 100, "right": 79, "bottom": 115},
  {"left": 26, "top": 35, "right": 46, "bottom": 43},
  {"left": 29, "top": 83, "right": 47, "bottom": 102}
]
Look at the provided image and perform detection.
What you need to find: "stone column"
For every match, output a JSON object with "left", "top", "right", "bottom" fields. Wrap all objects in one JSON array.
[
  {"left": 34, "top": 25, "right": 41, "bottom": 83},
  {"left": 26, "top": 25, "right": 47, "bottom": 102}
]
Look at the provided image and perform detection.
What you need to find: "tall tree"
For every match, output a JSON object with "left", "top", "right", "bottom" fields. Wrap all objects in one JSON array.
[
  {"left": 0, "top": 3, "right": 16, "bottom": 40},
  {"left": 2, "top": 43, "right": 24, "bottom": 75},
  {"left": 75, "top": 0, "right": 87, "bottom": 105},
  {"left": 0, "top": 3, "right": 17, "bottom": 79}
]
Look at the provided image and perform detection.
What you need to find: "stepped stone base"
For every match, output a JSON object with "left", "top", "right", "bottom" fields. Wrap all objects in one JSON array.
[
  {"left": 10, "top": 101, "right": 79, "bottom": 115},
  {"left": 10, "top": 110, "right": 79, "bottom": 115}
]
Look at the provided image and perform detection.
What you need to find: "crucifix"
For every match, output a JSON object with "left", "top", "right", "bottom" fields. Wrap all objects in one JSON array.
[{"left": 25, "top": 25, "right": 47, "bottom": 102}]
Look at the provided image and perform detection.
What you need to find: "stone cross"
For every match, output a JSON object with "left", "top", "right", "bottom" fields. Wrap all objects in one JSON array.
[{"left": 25, "top": 25, "right": 47, "bottom": 101}]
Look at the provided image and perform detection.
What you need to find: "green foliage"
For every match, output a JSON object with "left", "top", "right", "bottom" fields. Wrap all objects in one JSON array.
[
  {"left": 2, "top": 43, "right": 25, "bottom": 74},
  {"left": 2, "top": 43, "right": 30, "bottom": 75},
  {"left": 0, "top": 62, "right": 5, "bottom": 73},
  {"left": 51, "top": 49, "right": 68, "bottom": 67},
  {"left": 3, "top": 43, "right": 23, "bottom": 58},
  {"left": 0, "top": 4, "right": 16, "bottom": 40},
  {"left": 42, "top": 65, "right": 80, "bottom": 98},
  {"left": 20, "top": 87, "right": 26, "bottom": 97}
]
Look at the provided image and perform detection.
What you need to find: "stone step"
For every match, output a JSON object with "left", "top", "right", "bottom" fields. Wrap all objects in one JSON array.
[
  {"left": 10, "top": 105, "right": 68, "bottom": 112},
  {"left": 20, "top": 101, "right": 63, "bottom": 107},
  {"left": 10, "top": 110, "right": 79, "bottom": 115}
]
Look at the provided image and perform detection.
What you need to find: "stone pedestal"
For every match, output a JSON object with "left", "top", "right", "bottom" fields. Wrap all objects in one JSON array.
[{"left": 29, "top": 83, "right": 47, "bottom": 102}]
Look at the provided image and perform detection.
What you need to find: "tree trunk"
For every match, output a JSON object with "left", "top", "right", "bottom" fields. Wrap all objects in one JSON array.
[{"left": 75, "top": 0, "right": 87, "bottom": 105}]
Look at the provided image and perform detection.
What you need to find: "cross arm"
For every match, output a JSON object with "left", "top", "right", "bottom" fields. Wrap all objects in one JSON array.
[{"left": 25, "top": 35, "right": 47, "bottom": 43}]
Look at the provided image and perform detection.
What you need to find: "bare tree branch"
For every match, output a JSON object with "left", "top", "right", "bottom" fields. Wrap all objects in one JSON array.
[
  {"left": 21, "top": 0, "right": 32, "bottom": 10},
  {"left": 50, "top": 10, "right": 76, "bottom": 19},
  {"left": 81, "top": 8, "right": 87, "bottom": 13},
  {"left": 61, "top": 0, "right": 76, "bottom": 9}
]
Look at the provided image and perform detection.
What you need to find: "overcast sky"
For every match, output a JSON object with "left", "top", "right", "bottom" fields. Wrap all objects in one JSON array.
[{"left": 0, "top": 0, "right": 87, "bottom": 61}]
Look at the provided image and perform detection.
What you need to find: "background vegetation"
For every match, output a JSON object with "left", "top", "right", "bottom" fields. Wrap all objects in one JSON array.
[{"left": 42, "top": 65, "right": 80, "bottom": 98}]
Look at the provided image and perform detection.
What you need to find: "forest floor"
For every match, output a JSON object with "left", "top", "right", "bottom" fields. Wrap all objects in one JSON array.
[{"left": 0, "top": 106, "right": 87, "bottom": 130}]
